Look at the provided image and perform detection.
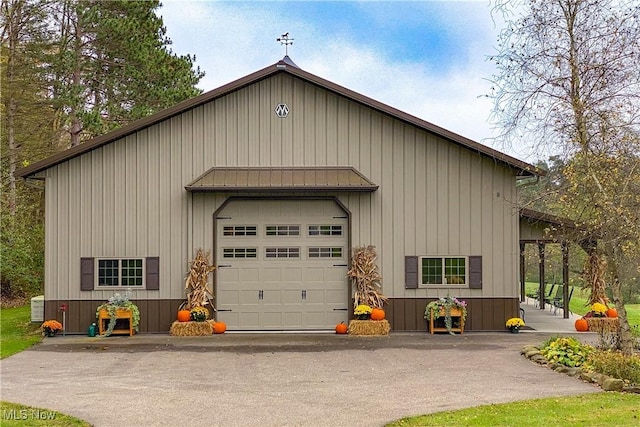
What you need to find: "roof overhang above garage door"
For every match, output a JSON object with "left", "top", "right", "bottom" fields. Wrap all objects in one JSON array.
[{"left": 185, "top": 166, "right": 379, "bottom": 192}]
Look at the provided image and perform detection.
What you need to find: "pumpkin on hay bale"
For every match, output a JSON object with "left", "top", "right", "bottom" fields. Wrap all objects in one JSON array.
[
  {"left": 169, "top": 320, "right": 214, "bottom": 336},
  {"left": 348, "top": 319, "right": 390, "bottom": 336}
]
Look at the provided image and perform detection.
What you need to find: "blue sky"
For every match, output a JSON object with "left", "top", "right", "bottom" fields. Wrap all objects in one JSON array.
[{"left": 159, "top": 1, "right": 529, "bottom": 159}]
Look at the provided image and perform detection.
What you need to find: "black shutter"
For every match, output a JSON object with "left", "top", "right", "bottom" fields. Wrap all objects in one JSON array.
[
  {"left": 405, "top": 256, "right": 419, "bottom": 289},
  {"left": 146, "top": 257, "right": 160, "bottom": 290},
  {"left": 469, "top": 256, "right": 482, "bottom": 289},
  {"left": 80, "top": 257, "right": 95, "bottom": 291}
]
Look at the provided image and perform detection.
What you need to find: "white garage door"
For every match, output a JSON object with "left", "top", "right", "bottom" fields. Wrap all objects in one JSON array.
[{"left": 216, "top": 199, "right": 349, "bottom": 330}]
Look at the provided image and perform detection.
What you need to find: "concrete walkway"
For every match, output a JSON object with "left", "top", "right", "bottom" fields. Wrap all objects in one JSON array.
[
  {"left": 519, "top": 297, "right": 586, "bottom": 333},
  {"left": 1, "top": 330, "right": 599, "bottom": 427}
]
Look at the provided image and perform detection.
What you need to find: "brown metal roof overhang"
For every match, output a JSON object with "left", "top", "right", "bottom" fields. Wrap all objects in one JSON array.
[{"left": 185, "top": 167, "right": 378, "bottom": 192}]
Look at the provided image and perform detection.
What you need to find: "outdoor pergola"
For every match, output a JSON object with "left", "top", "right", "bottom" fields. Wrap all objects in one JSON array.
[{"left": 519, "top": 208, "right": 592, "bottom": 319}]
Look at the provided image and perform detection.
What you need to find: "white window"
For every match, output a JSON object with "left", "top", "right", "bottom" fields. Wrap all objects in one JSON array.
[
  {"left": 420, "top": 257, "right": 467, "bottom": 286},
  {"left": 97, "top": 258, "right": 144, "bottom": 288}
]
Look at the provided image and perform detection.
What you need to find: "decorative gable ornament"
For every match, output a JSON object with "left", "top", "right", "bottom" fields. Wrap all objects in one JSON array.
[{"left": 274, "top": 103, "right": 290, "bottom": 118}]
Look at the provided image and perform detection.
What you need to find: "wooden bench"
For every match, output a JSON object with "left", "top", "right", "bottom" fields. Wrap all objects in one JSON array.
[{"left": 98, "top": 309, "right": 134, "bottom": 336}]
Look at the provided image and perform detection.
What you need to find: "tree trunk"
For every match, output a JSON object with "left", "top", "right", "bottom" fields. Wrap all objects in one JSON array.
[{"left": 611, "top": 278, "right": 635, "bottom": 355}]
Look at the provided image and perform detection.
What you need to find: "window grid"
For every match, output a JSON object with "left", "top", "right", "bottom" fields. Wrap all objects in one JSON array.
[
  {"left": 121, "top": 259, "right": 144, "bottom": 286},
  {"left": 223, "top": 248, "right": 257, "bottom": 259},
  {"left": 223, "top": 226, "right": 257, "bottom": 236},
  {"left": 308, "top": 225, "right": 342, "bottom": 236},
  {"left": 265, "top": 247, "right": 300, "bottom": 258},
  {"left": 421, "top": 258, "right": 442, "bottom": 285},
  {"left": 421, "top": 257, "right": 466, "bottom": 285},
  {"left": 309, "top": 247, "right": 343, "bottom": 258},
  {"left": 266, "top": 225, "right": 300, "bottom": 236},
  {"left": 98, "top": 259, "right": 144, "bottom": 287}
]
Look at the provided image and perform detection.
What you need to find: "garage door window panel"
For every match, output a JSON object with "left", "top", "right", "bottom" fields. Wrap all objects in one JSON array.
[
  {"left": 309, "top": 225, "right": 343, "bottom": 236},
  {"left": 265, "top": 247, "right": 300, "bottom": 258},
  {"left": 309, "top": 247, "right": 343, "bottom": 258},
  {"left": 223, "top": 226, "right": 257, "bottom": 236},
  {"left": 266, "top": 225, "right": 300, "bottom": 236},
  {"left": 223, "top": 248, "right": 258, "bottom": 259}
]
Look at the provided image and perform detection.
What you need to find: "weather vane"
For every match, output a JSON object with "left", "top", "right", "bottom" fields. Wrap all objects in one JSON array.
[{"left": 276, "top": 33, "right": 294, "bottom": 55}]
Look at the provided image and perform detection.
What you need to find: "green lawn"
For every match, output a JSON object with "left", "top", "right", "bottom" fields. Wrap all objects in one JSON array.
[
  {"left": 0, "top": 402, "right": 90, "bottom": 426},
  {"left": 0, "top": 306, "right": 42, "bottom": 359},
  {"left": 387, "top": 392, "right": 640, "bottom": 427}
]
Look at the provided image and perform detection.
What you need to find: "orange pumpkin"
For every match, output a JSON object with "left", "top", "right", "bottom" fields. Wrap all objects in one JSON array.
[
  {"left": 212, "top": 321, "right": 227, "bottom": 334},
  {"left": 370, "top": 308, "right": 385, "bottom": 321},
  {"left": 575, "top": 318, "right": 589, "bottom": 332},
  {"left": 606, "top": 308, "right": 618, "bottom": 318},
  {"left": 335, "top": 322, "right": 348, "bottom": 334},
  {"left": 177, "top": 309, "right": 191, "bottom": 322}
]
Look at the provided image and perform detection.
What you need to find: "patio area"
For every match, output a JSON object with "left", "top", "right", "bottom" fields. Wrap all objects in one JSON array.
[{"left": 519, "top": 296, "right": 585, "bottom": 334}]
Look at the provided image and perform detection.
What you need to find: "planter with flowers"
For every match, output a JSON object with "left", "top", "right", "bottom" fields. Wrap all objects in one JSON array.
[
  {"left": 425, "top": 296, "right": 467, "bottom": 335},
  {"left": 96, "top": 292, "right": 140, "bottom": 337},
  {"left": 41, "top": 320, "right": 63, "bottom": 337},
  {"left": 506, "top": 317, "right": 525, "bottom": 333},
  {"left": 585, "top": 302, "right": 620, "bottom": 334}
]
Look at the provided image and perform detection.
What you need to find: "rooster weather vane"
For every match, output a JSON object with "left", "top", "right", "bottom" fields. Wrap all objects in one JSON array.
[{"left": 276, "top": 33, "right": 294, "bottom": 55}]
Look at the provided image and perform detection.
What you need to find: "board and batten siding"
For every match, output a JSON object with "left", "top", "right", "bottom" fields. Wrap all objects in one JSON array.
[{"left": 43, "top": 72, "right": 519, "bottom": 304}]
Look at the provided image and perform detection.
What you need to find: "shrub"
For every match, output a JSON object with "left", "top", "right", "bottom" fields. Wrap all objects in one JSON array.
[
  {"left": 540, "top": 337, "right": 593, "bottom": 368},
  {"left": 587, "top": 350, "right": 640, "bottom": 385}
]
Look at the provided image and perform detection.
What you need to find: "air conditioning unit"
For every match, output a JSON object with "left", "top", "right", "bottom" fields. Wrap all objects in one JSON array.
[{"left": 31, "top": 295, "right": 44, "bottom": 323}]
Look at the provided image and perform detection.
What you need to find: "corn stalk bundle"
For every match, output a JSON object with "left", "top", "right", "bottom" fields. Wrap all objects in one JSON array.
[
  {"left": 583, "top": 253, "right": 607, "bottom": 306},
  {"left": 347, "top": 245, "right": 387, "bottom": 309},
  {"left": 182, "top": 249, "right": 216, "bottom": 311}
]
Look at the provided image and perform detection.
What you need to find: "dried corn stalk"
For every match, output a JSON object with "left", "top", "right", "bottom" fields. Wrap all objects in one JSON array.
[
  {"left": 583, "top": 253, "right": 607, "bottom": 306},
  {"left": 347, "top": 245, "right": 387, "bottom": 309},
  {"left": 181, "top": 249, "right": 216, "bottom": 311}
]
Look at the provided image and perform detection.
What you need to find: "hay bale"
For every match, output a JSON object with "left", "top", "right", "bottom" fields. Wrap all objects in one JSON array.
[
  {"left": 169, "top": 320, "right": 214, "bottom": 336},
  {"left": 586, "top": 317, "right": 620, "bottom": 334},
  {"left": 348, "top": 319, "right": 390, "bottom": 336}
]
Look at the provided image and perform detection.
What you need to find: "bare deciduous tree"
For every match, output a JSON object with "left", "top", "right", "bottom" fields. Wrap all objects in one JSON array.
[{"left": 489, "top": 0, "right": 640, "bottom": 353}]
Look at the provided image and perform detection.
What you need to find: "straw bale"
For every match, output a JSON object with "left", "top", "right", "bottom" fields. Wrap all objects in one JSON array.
[
  {"left": 169, "top": 320, "right": 214, "bottom": 336},
  {"left": 348, "top": 319, "right": 390, "bottom": 336},
  {"left": 585, "top": 317, "right": 620, "bottom": 334}
]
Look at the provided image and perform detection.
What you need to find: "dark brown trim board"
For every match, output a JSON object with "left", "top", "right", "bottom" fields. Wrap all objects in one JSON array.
[{"left": 45, "top": 297, "right": 519, "bottom": 334}]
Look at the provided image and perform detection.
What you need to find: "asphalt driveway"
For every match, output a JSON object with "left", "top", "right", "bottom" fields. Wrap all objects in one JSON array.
[{"left": 0, "top": 332, "right": 599, "bottom": 426}]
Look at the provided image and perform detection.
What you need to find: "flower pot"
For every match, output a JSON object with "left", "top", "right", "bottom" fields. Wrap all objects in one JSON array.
[
  {"left": 509, "top": 327, "right": 520, "bottom": 334},
  {"left": 45, "top": 330, "right": 58, "bottom": 337}
]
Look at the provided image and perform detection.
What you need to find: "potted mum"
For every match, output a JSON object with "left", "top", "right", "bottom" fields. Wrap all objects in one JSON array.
[
  {"left": 506, "top": 317, "right": 525, "bottom": 333},
  {"left": 41, "top": 320, "right": 63, "bottom": 337},
  {"left": 425, "top": 296, "right": 467, "bottom": 334},
  {"left": 354, "top": 304, "right": 373, "bottom": 320}
]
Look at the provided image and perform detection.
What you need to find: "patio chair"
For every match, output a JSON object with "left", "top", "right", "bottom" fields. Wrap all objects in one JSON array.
[
  {"left": 552, "top": 287, "right": 574, "bottom": 315},
  {"left": 544, "top": 284, "right": 561, "bottom": 309}
]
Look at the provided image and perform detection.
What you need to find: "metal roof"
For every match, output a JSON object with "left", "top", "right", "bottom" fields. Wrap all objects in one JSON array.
[
  {"left": 16, "top": 56, "right": 546, "bottom": 179},
  {"left": 185, "top": 166, "right": 378, "bottom": 192}
]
